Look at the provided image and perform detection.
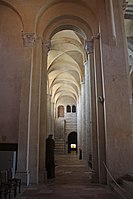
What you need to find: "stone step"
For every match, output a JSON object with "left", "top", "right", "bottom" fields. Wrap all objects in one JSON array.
[
  {"left": 55, "top": 142, "right": 64, "bottom": 146},
  {"left": 55, "top": 147, "right": 65, "bottom": 150},
  {"left": 55, "top": 143, "right": 65, "bottom": 147},
  {"left": 55, "top": 146, "right": 64, "bottom": 149},
  {"left": 54, "top": 138, "right": 64, "bottom": 141},
  {"left": 122, "top": 179, "right": 133, "bottom": 198},
  {"left": 126, "top": 173, "right": 133, "bottom": 181},
  {"left": 54, "top": 139, "right": 65, "bottom": 154},
  {"left": 54, "top": 150, "right": 65, "bottom": 154},
  {"left": 110, "top": 176, "right": 133, "bottom": 199},
  {"left": 55, "top": 139, "right": 64, "bottom": 142},
  {"left": 55, "top": 142, "right": 65, "bottom": 145},
  {"left": 110, "top": 182, "right": 127, "bottom": 199}
]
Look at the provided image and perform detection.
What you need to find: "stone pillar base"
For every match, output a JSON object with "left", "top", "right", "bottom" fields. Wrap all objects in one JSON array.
[
  {"left": 39, "top": 171, "right": 47, "bottom": 183},
  {"left": 16, "top": 170, "right": 30, "bottom": 185}
]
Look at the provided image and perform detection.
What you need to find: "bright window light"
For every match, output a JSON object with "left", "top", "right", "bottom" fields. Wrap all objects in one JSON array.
[{"left": 71, "top": 144, "right": 76, "bottom": 148}]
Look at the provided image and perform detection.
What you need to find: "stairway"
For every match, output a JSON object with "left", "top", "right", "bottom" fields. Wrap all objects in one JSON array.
[
  {"left": 54, "top": 139, "right": 65, "bottom": 154},
  {"left": 110, "top": 173, "right": 133, "bottom": 199}
]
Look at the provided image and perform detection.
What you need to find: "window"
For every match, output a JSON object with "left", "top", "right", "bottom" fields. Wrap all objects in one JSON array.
[
  {"left": 66, "top": 105, "right": 71, "bottom": 112},
  {"left": 72, "top": 105, "right": 76, "bottom": 113},
  {"left": 58, "top": 105, "right": 64, "bottom": 117}
]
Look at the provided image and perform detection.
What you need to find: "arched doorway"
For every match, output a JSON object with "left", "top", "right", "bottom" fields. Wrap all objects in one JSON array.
[{"left": 68, "top": 132, "right": 77, "bottom": 154}]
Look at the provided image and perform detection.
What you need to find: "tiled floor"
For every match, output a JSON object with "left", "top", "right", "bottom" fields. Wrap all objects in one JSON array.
[{"left": 16, "top": 154, "right": 119, "bottom": 199}]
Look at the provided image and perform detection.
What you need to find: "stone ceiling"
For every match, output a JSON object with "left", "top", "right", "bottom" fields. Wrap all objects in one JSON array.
[
  {"left": 47, "top": 30, "right": 87, "bottom": 104},
  {"left": 47, "top": 0, "right": 133, "bottom": 105}
]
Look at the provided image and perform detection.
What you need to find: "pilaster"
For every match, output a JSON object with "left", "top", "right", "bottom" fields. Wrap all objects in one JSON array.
[
  {"left": 84, "top": 39, "right": 99, "bottom": 182},
  {"left": 28, "top": 36, "right": 43, "bottom": 184},
  {"left": 39, "top": 40, "right": 50, "bottom": 183},
  {"left": 93, "top": 34, "right": 107, "bottom": 184},
  {"left": 17, "top": 32, "right": 37, "bottom": 185}
]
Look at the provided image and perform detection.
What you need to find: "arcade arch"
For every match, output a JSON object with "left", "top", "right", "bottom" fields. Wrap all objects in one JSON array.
[
  {"left": 17, "top": 0, "right": 107, "bottom": 185},
  {"left": 43, "top": 23, "right": 106, "bottom": 184},
  {"left": 0, "top": 0, "right": 133, "bottom": 191}
]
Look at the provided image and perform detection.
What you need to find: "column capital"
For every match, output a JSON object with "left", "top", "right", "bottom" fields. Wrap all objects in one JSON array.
[
  {"left": 22, "top": 32, "right": 36, "bottom": 47},
  {"left": 92, "top": 33, "right": 100, "bottom": 40},
  {"left": 84, "top": 39, "right": 93, "bottom": 54},
  {"left": 42, "top": 40, "right": 51, "bottom": 53},
  {"left": 80, "top": 81, "right": 85, "bottom": 85},
  {"left": 122, "top": 0, "right": 128, "bottom": 11},
  {"left": 85, "top": 33, "right": 100, "bottom": 54},
  {"left": 84, "top": 60, "right": 89, "bottom": 67}
]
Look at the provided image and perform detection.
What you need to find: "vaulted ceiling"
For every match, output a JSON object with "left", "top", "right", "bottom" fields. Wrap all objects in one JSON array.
[
  {"left": 47, "top": 0, "right": 133, "bottom": 105},
  {"left": 47, "top": 30, "right": 87, "bottom": 104}
]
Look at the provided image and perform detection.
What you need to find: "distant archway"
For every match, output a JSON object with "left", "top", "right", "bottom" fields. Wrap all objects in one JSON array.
[{"left": 68, "top": 132, "right": 77, "bottom": 154}]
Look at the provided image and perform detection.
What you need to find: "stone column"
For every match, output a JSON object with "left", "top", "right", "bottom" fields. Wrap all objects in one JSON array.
[
  {"left": 47, "top": 94, "right": 52, "bottom": 135},
  {"left": 17, "top": 32, "right": 36, "bottom": 185},
  {"left": 27, "top": 36, "right": 44, "bottom": 184},
  {"left": 39, "top": 41, "right": 50, "bottom": 182},
  {"left": 81, "top": 81, "right": 86, "bottom": 159},
  {"left": 77, "top": 99, "right": 81, "bottom": 156},
  {"left": 93, "top": 34, "right": 107, "bottom": 184},
  {"left": 85, "top": 40, "right": 99, "bottom": 181},
  {"left": 84, "top": 60, "right": 91, "bottom": 163}
]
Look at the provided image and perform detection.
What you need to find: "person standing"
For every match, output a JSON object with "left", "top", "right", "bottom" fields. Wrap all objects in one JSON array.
[{"left": 45, "top": 134, "right": 55, "bottom": 179}]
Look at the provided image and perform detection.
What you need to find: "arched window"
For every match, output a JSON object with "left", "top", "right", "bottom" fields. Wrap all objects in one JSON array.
[
  {"left": 58, "top": 105, "right": 64, "bottom": 117},
  {"left": 66, "top": 105, "right": 71, "bottom": 113},
  {"left": 72, "top": 105, "right": 76, "bottom": 113}
]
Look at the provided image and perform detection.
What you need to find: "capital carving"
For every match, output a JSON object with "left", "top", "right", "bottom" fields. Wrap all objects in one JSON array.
[
  {"left": 84, "top": 39, "right": 93, "bottom": 54},
  {"left": 22, "top": 32, "right": 36, "bottom": 47},
  {"left": 122, "top": 0, "right": 128, "bottom": 11},
  {"left": 92, "top": 33, "right": 100, "bottom": 40},
  {"left": 43, "top": 40, "right": 51, "bottom": 53}
]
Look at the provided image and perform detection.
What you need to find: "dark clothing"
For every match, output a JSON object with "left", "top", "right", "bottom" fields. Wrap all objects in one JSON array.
[{"left": 45, "top": 136, "right": 55, "bottom": 179}]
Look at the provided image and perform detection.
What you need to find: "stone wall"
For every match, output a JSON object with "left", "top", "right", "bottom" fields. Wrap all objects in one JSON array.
[{"left": 0, "top": 5, "right": 24, "bottom": 143}]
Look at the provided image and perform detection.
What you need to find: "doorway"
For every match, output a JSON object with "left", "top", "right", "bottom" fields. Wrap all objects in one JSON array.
[{"left": 68, "top": 132, "right": 77, "bottom": 154}]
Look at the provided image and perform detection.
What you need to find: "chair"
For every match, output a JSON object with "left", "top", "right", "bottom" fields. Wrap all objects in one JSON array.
[
  {"left": 0, "top": 171, "right": 8, "bottom": 199},
  {"left": 7, "top": 169, "right": 21, "bottom": 194},
  {"left": 0, "top": 170, "right": 17, "bottom": 199}
]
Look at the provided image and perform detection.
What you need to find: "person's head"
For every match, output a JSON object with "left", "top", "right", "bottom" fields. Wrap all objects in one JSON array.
[{"left": 48, "top": 134, "right": 53, "bottom": 138}]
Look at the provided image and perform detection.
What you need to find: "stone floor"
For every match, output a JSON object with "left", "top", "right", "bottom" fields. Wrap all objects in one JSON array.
[{"left": 16, "top": 154, "right": 119, "bottom": 199}]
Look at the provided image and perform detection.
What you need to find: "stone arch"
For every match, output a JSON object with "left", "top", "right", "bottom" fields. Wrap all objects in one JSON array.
[
  {"left": 35, "top": 1, "right": 99, "bottom": 39},
  {"left": 35, "top": 0, "right": 97, "bottom": 28},
  {"left": 35, "top": 9, "right": 103, "bottom": 182},
  {"left": 0, "top": 0, "right": 24, "bottom": 30},
  {"left": 29, "top": 0, "right": 101, "bottom": 184}
]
